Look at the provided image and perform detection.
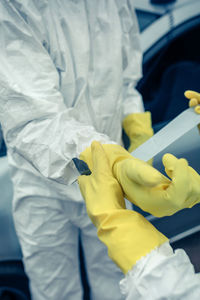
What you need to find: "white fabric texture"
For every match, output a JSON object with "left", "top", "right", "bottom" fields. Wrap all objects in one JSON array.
[
  {"left": 13, "top": 193, "right": 124, "bottom": 300},
  {"left": 120, "top": 242, "right": 200, "bottom": 299},
  {"left": 0, "top": 1, "right": 143, "bottom": 299},
  {"left": 0, "top": 0, "right": 144, "bottom": 194}
]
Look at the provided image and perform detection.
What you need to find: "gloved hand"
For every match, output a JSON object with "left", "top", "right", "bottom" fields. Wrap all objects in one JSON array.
[
  {"left": 78, "top": 141, "right": 168, "bottom": 274},
  {"left": 184, "top": 90, "right": 200, "bottom": 114},
  {"left": 117, "top": 153, "right": 200, "bottom": 217},
  {"left": 80, "top": 143, "right": 169, "bottom": 216},
  {"left": 185, "top": 90, "right": 200, "bottom": 133},
  {"left": 122, "top": 112, "right": 154, "bottom": 153}
]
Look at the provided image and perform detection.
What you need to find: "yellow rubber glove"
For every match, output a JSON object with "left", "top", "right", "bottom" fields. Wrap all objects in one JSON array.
[
  {"left": 117, "top": 153, "right": 200, "bottom": 217},
  {"left": 184, "top": 90, "right": 200, "bottom": 114},
  {"left": 78, "top": 141, "right": 168, "bottom": 274},
  {"left": 80, "top": 143, "right": 133, "bottom": 174},
  {"left": 185, "top": 90, "right": 200, "bottom": 133},
  {"left": 122, "top": 112, "right": 154, "bottom": 153},
  {"left": 80, "top": 143, "right": 170, "bottom": 216}
]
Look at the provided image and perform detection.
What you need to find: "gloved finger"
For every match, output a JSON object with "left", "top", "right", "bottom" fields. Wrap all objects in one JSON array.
[
  {"left": 163, "top": 153, "right": 188, "bottom": 181},
  {"left": 91, "top": 141, "right": 112, "bottom": 177},
  {"left": 194, "top": 105, "right": 200, "bottom": 114},
  {"left": 184, "top": 90, "right": 200, "bottom": 101},
  {"left": 162, "top": 153, "right": 178, "bottom": 178},
  {"left": 162, "top": 154, "right": 189, "bottom": 203},
  {"left": 189, "top": 98, "right": 199, "bottom": 107},
  {"left": 124, "top": 158, "right": 169, "bottom": 187}
]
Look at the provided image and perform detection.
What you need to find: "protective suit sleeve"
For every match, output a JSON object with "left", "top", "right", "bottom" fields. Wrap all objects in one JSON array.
[
  {"left": 118, "top": 0, "right": 144, "bottom": 118},
  {"left": 0, "top": 1, "right": 112, "bottom": 186},
  {"left": 120, "top": 242, "right": 200, "bottom": 300}
]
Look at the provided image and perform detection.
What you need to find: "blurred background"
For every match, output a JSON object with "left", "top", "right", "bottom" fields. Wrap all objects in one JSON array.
[{"left": 0, "top": 0, "right": 200, "bottom": 299}]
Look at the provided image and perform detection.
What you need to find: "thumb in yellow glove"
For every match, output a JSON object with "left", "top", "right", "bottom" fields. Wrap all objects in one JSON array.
[
  {"left": 117, "top": 153, "right": 200, "bottom": 217},
  {"left": 123, "top": 112, "right": 154, "bottom": 153},
  {"left": 78, "top": 141, "right": 168, "bottom": 274}
]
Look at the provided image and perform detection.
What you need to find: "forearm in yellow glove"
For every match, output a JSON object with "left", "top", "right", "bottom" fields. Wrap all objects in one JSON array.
[
  {"left": 78, "top": 141, "right": 167, "bottom": 274},
  {"left": 122, "top": 112, "right": 154, "bottom": 153}
]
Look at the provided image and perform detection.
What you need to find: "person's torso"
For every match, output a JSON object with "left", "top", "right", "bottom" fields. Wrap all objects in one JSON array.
[{"left": 12, "top": 0, "right": 131, "bottom": 142}]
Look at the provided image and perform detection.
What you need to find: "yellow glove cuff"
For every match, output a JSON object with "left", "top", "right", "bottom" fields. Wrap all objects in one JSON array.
[
  {"left": 123, "top": 112, "right": 153, "bottom": 139},
  {"left": 123, "top": 112, "right": 153, "bottom": 153},
  {"left": 98, "top": 209, "right": 168, "bottom": 274}
]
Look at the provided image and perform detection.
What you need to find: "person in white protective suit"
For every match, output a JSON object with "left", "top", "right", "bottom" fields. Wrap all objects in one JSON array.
[
  {"left": 78, "top": 139, "right": 200, "bottom": 300},
  {"left": 78, "top": 93, "right": 200, "bottom": 299},
  {"left": 0, "top": 1, "right": 154, "bottom": 299}
]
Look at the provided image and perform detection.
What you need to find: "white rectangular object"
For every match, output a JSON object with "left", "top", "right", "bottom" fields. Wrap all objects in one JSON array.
[{"left": 131, "top": 108, "right": 200, "bottom": 162}]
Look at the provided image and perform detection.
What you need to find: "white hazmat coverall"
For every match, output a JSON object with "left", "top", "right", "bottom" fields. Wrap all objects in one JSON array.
[
  {"left": 0, "top": 0, "right": 144, "bottom": 299},
  {"left": 120, "top": 243, "right": 200, "bottom": 299}
]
